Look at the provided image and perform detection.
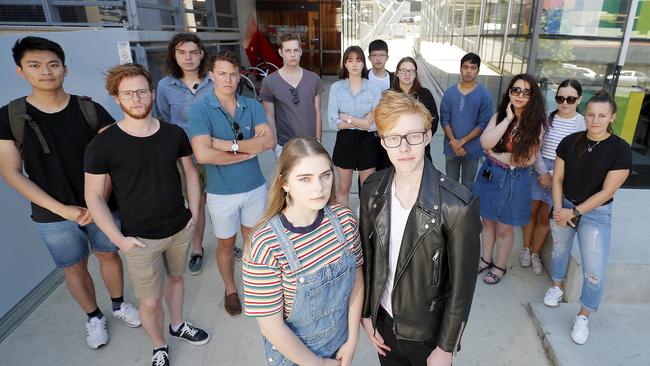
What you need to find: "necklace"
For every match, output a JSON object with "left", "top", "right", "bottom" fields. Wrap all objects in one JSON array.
[{"left": 586, "top": 140, "right": 601, "bottom": 152}]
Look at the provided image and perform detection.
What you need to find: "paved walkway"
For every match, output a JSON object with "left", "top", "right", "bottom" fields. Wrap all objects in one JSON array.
[{"left": 0, "top": 54, "right": 553, "bottom": 365}]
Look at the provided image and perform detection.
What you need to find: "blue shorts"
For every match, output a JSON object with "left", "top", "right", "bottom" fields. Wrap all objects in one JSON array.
[
  {"left": 473, "top": 160, "right": 533, "bottom": 226},
  {"left": 531, "top": 158, "right": 553, "bottom": 205},
  {"left": 35, "top": 213, "right": 120, "bottom": 268}
]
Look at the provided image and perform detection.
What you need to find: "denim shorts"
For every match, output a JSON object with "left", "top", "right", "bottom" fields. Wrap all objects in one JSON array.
[
  {"left": 531, "top": 158, "right": 553, "bottom": 205},
  {"left": 473, "top": 160, "right": 533, "bottom": 226},
  {"left": 35, "top": 213, "right": 120, "bottom": 268}
]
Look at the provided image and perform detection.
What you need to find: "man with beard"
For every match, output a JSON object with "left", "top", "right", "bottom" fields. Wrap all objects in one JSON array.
[
  {"left": 0, "top": 37, "right": 139, "bottom": 349},
  {"left": 84, "top": 63, "right": 209, "bottom": 366}
]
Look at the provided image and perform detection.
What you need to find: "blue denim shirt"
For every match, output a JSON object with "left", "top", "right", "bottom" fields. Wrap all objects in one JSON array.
[
  {"left": 327, "top": 79, "right": 382, "bottom": 132},
  {"left": 155, "top": 75, "right": 213, "bottom": 134}
]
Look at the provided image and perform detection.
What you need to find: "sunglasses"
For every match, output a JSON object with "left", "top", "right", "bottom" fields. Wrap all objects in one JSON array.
[
  {"left": 555, "top": 95, "right": 579, "bottom": 105},
  {"left": 289, "top": 87, "right": 300, "bottom": 105},
  {"left": 232, "top": 121, "right": 244, "bottom": 140},
  {"left": 510, "top": 87, "right": 533, "bottom": 98}
]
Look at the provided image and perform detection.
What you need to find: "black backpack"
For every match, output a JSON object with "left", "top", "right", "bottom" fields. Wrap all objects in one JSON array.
[{"left": 7, "top": 95, "right": 98, "bottom": 155}]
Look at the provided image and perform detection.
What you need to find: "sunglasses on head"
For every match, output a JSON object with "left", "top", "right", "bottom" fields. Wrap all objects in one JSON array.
[
  {"left": 289, "top": 88, "right": 300, "bottom": 105},
  {"left": 555, "top": 95, "right": 579, "bottom": 105},
  {"left": 232, "top": 122, "right": 244, "bottom": 140},
  {"left": 510, "top": 86, "right": 532, "bottom": 98}
]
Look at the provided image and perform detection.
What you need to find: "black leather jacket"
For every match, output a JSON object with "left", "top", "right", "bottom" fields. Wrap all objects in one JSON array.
[{"left": 360, "top": 159, "right": 481, "bottom": 353}]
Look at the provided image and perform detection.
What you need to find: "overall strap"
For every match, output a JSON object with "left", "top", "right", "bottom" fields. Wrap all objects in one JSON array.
[
  {"left": 268, "top": 216, "right": 303, "bottom": 273},
  {"left": 324, "top": 206, "right": 346, "bottom": 246},
  {"left": 8, "top": 97, "right": 51, "bottom": 154}
]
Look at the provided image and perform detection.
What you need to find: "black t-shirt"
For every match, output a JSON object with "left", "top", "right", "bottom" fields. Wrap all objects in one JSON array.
[
  {"left": 556, "top": 132, "right": 632, "bottom": 205},
  {"left": 84, "top": 121, "right": 192, "bottom": 239},
  {"left": 0, "top": 95, "right": 116, "bottom": 222}
]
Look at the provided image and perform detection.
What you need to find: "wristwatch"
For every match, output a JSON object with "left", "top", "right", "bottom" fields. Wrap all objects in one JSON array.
[
  {"left": 572, "top": 207, "right": 581, "bottom": 217},
  {"left": 231, "top": 139, "right": 239, "bottom": 154}
]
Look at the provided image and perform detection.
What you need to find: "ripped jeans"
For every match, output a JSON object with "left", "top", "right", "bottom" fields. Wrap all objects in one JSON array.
[{"left": 549, "top": 199, "right": 612, "bottom": 312}]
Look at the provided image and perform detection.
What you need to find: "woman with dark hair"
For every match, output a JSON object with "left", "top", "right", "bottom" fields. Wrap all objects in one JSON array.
[
  {"left": 475, "top": 73, "right": 547, "bottom": 284},
  {"left": 390, "top": 56, "right": 439, "bottom": 161},
  {"left": 521, "top": 79, "right": 585, "bottom": 274},
  {"left": 542, "top": 90, "right": 631, "bottom": 345},
  {"left": 327, "top": 46, "right": 383, "bottom": 206}
]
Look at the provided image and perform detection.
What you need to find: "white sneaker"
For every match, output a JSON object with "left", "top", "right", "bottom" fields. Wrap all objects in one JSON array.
[
  {"left": 571, "top": 315, "right": 590, "bottom": 345},
  {"left": 519, "top": 247, "right": 531, "bottom": 267},
  {"left": 531, "top": 253, "right": 543, "bottom": 275},
  {"left": 543, "top": 286, "right": 564, "bottom": 307},
  {"left": 112, "top": 302, "right": 141, "bottom": 327},
  {"left": 86, "top": 316, "right": 109, "bottom": 349}
]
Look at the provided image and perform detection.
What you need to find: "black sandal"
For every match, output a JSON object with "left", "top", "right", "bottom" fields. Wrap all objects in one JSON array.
[
  {"left": 477, "top": 257, "right": 494, "bottom": 274},
  {"left": 483, "top": 264, "right": 507, "bottom": 285}
]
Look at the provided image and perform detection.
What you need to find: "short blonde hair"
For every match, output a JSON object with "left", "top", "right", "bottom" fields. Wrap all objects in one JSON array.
[
  {"left": 105, "top": 63, "right": 153, "bottom": 96},
  {"left": 373, "top": 90, "right": 432, "bottom": 135}
]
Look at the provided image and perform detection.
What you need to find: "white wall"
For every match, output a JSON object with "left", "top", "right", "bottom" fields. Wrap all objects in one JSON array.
[{"left": 0, "top": 28, "right": 129, "bottom": 318}]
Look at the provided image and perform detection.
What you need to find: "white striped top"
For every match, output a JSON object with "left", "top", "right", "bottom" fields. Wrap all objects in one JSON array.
[{"left": 541, "top": 112, "right": 586, "bottom": 160}]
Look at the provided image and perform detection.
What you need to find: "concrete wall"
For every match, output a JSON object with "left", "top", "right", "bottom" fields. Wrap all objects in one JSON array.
[{"left": 0, "top": 28, "right": 128, "bottom": 319}]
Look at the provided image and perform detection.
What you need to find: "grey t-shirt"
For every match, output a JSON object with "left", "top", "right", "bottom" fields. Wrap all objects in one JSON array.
[{"left": 260, "top": 69, "right": 322, "bottom": 146}]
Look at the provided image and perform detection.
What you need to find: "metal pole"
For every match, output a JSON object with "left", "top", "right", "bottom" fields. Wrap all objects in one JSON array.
[
  {"left": 610, "top": 0, "right": 639, "bottom": 93},
  {"left": 498, "top": 0, "right": 514, "bottom": 75},
  {"left": 476, "top": 0, "right": 486, "bottom": 53},
  {"left": 461, "top": 0, "right": 467, "bottom": 49},
  {"left": 526, "top": 0, "right": 544, "bottom": 75}
]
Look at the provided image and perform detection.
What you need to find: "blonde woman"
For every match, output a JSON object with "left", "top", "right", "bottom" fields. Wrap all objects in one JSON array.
[{"left": 243, "top": 137, "right": 364, "bottom": 366}]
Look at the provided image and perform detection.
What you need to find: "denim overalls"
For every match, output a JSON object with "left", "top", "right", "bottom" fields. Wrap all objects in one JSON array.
[{"left": 263, "top": 206, "right": 356, "bottom": 366}]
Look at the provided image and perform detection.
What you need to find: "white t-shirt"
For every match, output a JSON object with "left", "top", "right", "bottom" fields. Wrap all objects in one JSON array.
[
  {"left": 369, "top": 69, "right": 391, "bottom": 92},
  {"left": 380, "top": 180, "right": 412, "bottom": 316}
]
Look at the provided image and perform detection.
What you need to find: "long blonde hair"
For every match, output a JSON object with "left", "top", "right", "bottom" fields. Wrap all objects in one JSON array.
[{"left": 255, "top": 137, "right": 337, "bottom": 233}]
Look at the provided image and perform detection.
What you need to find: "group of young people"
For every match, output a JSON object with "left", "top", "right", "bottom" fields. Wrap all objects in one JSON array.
[{"left": 0, "top": 31, "right": 631, "bottom": 366}]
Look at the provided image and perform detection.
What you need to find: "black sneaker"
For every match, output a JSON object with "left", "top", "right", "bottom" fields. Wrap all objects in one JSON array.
[
  {"left": 188, "top": 252, "right": 204, "bottom": 275},
  {"left": 152, "top": 348, "right": 169, "bottom": 366},
  {"left": 169, "top": 322, "right": 210, "bottom": 346}
]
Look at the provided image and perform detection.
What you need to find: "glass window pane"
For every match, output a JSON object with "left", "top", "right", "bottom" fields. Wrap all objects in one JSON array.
[
  {"left": 632, "top": 0, "right": 650, "bottom": 39},
  {"left": 0, "top": 5, "right": 46, "bottom": 22},
  {"left": 540, "top": 0, "right": 631, "bottom": 37}
]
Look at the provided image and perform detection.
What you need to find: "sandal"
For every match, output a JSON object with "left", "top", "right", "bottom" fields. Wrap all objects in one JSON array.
[
  {"left": 483, "top": 264, "right": 507, "bottom": 285},
  {"left": 477, "top": 257, "right": 494, "bottom": 274}
]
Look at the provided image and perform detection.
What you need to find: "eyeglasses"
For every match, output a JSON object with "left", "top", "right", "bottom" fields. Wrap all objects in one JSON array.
[
  {"left": 510, "top": 87, "right": 532, "bottom": 98},
  {"left": 382, "top": 131, "right": 426, "bottom": 148},
  {"left": 398, "top": 68, "right": 416, "bottom": 76},
  {"left": 118, "top": 89, "right": 152, "bottom": 100},
  {"left": 369, "top": 53, "right": 387, "bottom": 59},
  {"left": 289, "top": 87, "right": 299, "bottom": 105},
  {"left": 555, "top": 95, "right": 579, "bottom": 105}
]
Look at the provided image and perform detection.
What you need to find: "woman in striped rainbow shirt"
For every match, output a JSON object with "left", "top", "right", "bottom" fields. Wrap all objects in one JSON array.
[{"left": 243, "top": 137, "right": 364, "bottom": 366}]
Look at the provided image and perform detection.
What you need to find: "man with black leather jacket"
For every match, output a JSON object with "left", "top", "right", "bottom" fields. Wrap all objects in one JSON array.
[{"left": 360, "top": 91, "right": 482, "bottom": 366}]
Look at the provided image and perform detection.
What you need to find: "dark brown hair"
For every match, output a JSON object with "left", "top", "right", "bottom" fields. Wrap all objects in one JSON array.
[
  {"left": 278, "top": 33, "right": 300, "bottom": 49},
  {"left": 391, "top": 56, "right": 422, "bottom": 95},
  {"left": 494, "top": 73, "right": 547, "bottom": 164},
  {"left": 165, "top": 33, "right": 209, "bottom": 79},
  {"left": 337, "top": 46, "right": 368, "bottom": 79},
  {"left": 105, "top": 63, "right": 153, "bottom": 96},
  {"left": 210, "top": 50, "right": 240, "bottom": 70}
]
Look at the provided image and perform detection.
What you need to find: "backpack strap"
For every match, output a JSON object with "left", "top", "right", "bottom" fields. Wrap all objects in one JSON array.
[
  {"left": 76, "top": 95, "right": 98, "bottom": 131},
  {"left": 7, "top": 97, "right": 51, "bottom": 155}
]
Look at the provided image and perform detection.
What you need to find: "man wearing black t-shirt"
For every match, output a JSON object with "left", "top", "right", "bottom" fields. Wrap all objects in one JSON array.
[
  {"left": 84, "top": 63, "right": 209, "bottom": 366},
  {"left": 0, "top": 37, "right": 140, "bottom": 349}
]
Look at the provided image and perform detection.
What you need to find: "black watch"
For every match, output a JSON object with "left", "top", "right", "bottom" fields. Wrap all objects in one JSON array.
[{"left": 572, "top": 207, "right": 581, "bottom": 217}]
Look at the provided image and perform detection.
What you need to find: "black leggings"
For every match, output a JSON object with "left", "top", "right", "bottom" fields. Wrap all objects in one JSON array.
[{"left": 375, "top": 307, "right": 437, "bottom": 366}]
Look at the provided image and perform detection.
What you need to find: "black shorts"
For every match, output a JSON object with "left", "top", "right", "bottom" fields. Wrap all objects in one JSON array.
[{"left": 332, "top": 129, "right": 377, "bottom": 170}]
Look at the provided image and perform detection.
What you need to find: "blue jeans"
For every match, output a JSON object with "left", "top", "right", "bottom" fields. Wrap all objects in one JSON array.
[
  {"left": 549, "top": 199, "right": 613, "bottom": 312},
  {"left": 35, "top": 213, "right": 120, "bottom": 268},
  {"left": 445, "top": 156, "right": 479, "bottom": 190},
  {"left": 263, "top": 206, "right": 356, "bottom": 366}
]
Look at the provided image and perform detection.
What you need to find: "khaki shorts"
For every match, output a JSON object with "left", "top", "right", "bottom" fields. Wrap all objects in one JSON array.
[
  {"left": 124, "top": 225, "right": 193, "bottom": 299},
  {"left": 178, "top": 159, "right": 207, "bottom": 198}
]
